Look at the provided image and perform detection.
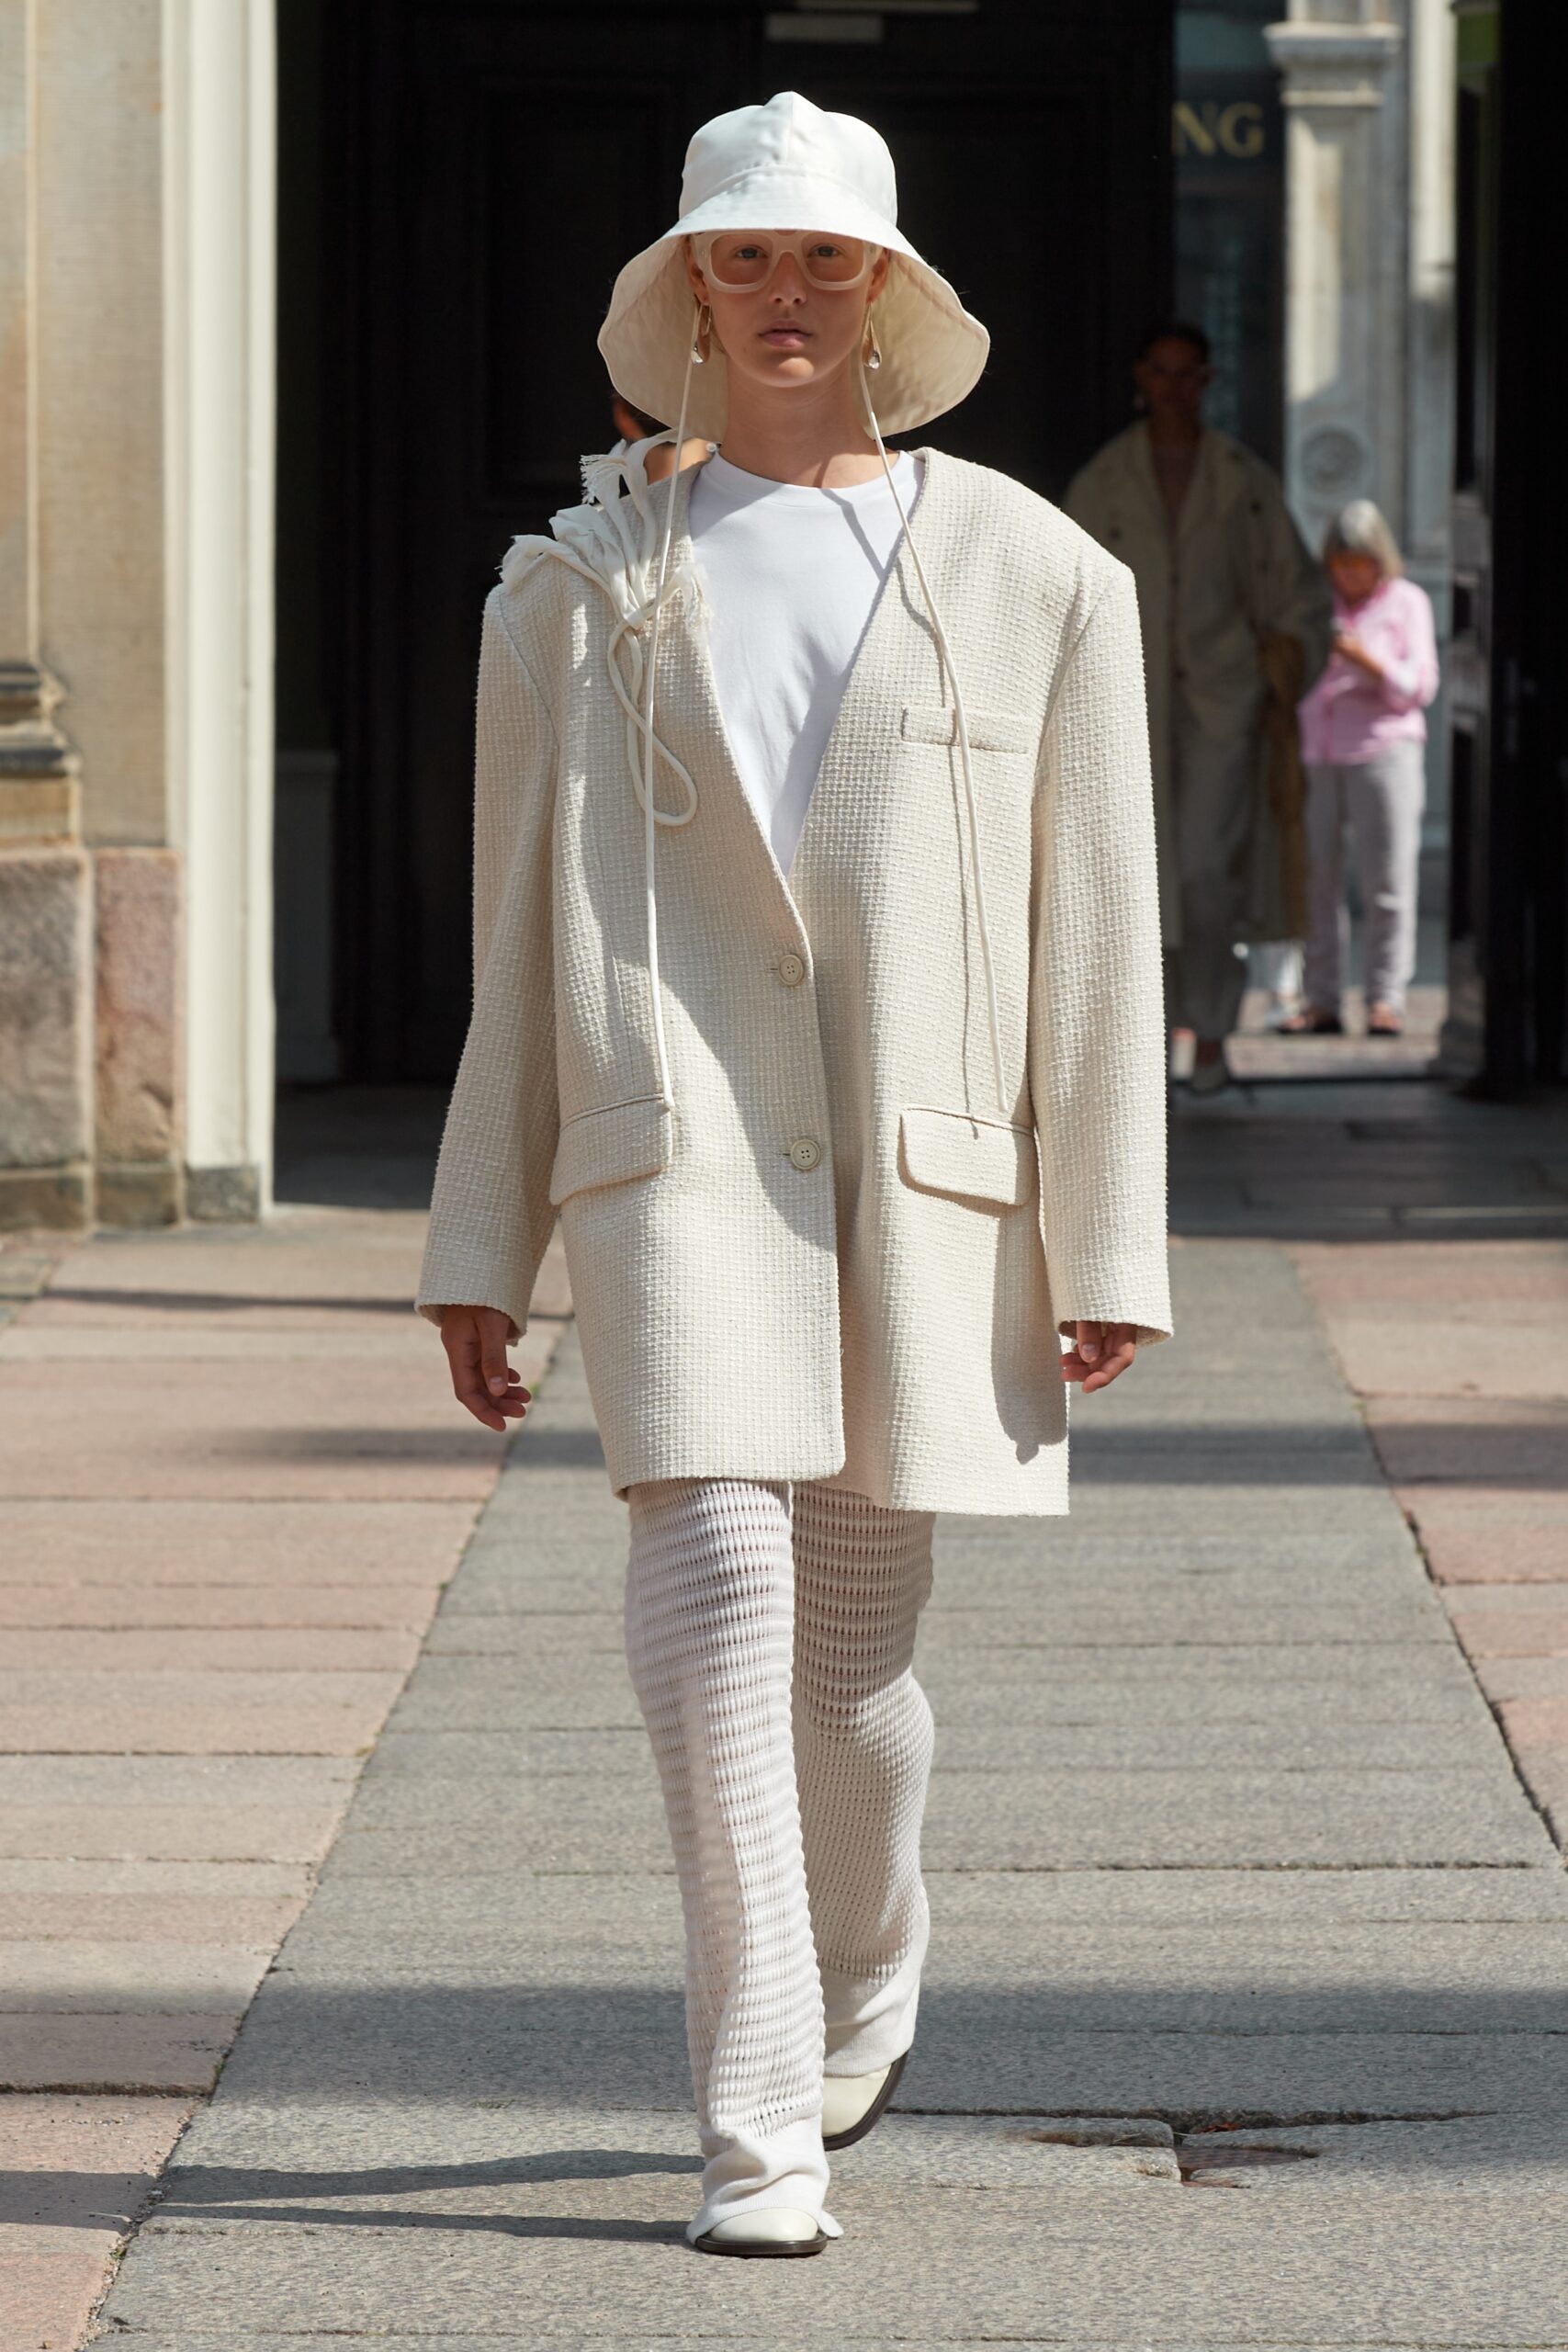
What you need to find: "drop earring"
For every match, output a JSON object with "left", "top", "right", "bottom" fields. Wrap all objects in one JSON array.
[
  {"left": 862, "top": 312, "right": 882, "bottom": 371},
  {"left": 691, "top": 302, "right": 712, "bottom": 365}
]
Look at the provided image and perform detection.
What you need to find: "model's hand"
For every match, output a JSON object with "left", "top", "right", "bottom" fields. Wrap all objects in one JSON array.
[
  {"left": 1333, "top": 629, "right": 1383, "bottom": 680},
  {"left": 1061, "top": 1321, "right": 1137, "bottom": 1394},
  {"left": 440, "top": 1305, "right": 532, "bottom": 1431}
]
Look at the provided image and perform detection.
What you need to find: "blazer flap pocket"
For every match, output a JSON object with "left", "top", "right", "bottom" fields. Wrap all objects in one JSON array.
[
  {"left": 901, "top": 703, "right": 1036, "bottom": 756},
  {"left": 899, "top": 1106, "right": 1037, "bottom": 1208},
  {"left": 549, "top": 1099, "right": 673, "bottom": 1207}
]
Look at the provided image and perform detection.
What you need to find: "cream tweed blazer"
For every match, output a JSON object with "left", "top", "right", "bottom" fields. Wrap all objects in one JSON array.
[{"left": 417, "top": 447, "right": 1172, "bottom": 1514}]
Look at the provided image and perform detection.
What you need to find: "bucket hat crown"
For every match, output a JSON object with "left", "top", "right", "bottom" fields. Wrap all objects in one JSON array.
[{"left": 598, "top": 90, "right": 988, "bottom": 439}]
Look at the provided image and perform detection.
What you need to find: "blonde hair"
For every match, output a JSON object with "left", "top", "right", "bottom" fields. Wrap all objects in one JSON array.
[{"left": 1322, "top": 499, "right": 1404, "bottom": 579}]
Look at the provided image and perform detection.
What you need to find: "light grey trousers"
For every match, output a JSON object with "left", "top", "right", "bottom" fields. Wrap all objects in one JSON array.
[
  {"left": 1164, "top": 719, "right": 1255, "bottom": 1043},
  {"left": 1303, "top": 741, "right": 1426, "bottom": 1014},
  {"left": 625, "top": 1476, "right": 936, "bottom": 2241}
]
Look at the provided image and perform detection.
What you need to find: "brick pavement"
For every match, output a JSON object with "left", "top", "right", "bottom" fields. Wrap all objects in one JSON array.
[{"left": 0, "top": 1206, "right": 570, "bottom": 2351}]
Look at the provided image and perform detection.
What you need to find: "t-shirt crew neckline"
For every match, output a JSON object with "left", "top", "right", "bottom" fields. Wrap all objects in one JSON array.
[{"left": 697, "top": 451, "right": 919, "bottom": 507}]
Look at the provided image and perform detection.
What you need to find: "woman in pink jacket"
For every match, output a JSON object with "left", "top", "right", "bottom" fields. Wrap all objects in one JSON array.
[{"left": 1286, "top": 500, "right": 1439, "bottom": 1037}]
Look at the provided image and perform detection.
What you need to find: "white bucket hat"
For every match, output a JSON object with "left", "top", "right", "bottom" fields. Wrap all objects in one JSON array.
[{"left": 598, "top": 90, "right": 989, "bottom": 438}]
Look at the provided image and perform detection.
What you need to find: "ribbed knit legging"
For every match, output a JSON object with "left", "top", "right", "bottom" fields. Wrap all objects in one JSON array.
[{"left": 625, "top": 1476, "right": 936, "bottom": 2241}]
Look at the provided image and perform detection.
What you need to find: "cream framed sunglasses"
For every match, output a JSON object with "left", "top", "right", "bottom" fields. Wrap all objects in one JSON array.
[{"left": 694, "top": 228, "right": 879, "bottom": 291}]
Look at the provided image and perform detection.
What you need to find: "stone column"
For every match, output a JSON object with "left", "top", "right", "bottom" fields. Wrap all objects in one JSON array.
[
  {"left": 1, "top": 0, "right": 276, "bottom": 1231},
  {"left": 1265, "top": 3, "right": 1407, "bottom": 550},
  {"left": 0, "top": 0, "right": 91, "bottom": 1227},
  {"left": 163, "top": 0, "right": 277, "bottom": 1219},
  {"left": 1266, "top": 0, "right": 1454, "bottom": 839}
]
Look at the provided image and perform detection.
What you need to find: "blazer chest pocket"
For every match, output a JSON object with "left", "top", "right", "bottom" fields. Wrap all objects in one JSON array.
[
  {"left": 899, "top": 1106, "right": 1037, "bottom": 1209},
  {"left": 900, "top": 703, "right": 1036, "bottom": 756},
  {"left": 549, "top": 1099, "right": 673, "bottom": 1207}
]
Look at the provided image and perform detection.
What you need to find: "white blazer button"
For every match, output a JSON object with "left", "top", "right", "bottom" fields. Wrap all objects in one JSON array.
[
  {"left": 787, "top": 1136, "right": 822, "bottom": 1171},
  {"left": 777, "top": 951, "right": 806, "bottom": 986}
]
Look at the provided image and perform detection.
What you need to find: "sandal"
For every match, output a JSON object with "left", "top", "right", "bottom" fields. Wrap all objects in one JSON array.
[{"left": 1277, "top": 1008, "right": 1343, "bottom": 1036}]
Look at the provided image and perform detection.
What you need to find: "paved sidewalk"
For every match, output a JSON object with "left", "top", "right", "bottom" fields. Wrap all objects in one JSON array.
[
  {"left": 0, "top": 1207, "right": 569, "bottom": 2351},
  {"left": 1297, "top": 1235, "right": 1568, "bottom": 1843},
  {"left": 81, "top": 1219, "right": 1568, "bottom": 2347}
]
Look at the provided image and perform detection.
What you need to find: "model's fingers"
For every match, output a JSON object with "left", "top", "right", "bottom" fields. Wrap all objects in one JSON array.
[
  {"left": 1082, "top": 1332, "right": 1138, "bottom": 1393},
  {"left": 478, "top": 1325, "right": 514, "bottom": 1398}
]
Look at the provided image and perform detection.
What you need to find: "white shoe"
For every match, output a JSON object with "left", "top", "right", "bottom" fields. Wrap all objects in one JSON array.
[
  {"left": 822, "top": 2048, "right": 910, "bottom": 2149},
  {"left": 693, "top": 2207, "right": 828, "bottom": 2257}
]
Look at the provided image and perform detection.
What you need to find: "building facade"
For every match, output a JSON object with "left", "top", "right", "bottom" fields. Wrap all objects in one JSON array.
[{"left": 0, "top": 0, "right": 276, "bottom": 1227}]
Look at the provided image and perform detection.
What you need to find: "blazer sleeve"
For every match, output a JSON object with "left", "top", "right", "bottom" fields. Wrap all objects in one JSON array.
[
  {"left": 415, "top": 586, "right": 560, "bottom": 1342},
  {"left": 1029, "top": 568, "right": 1172, "bottom": 1346}
]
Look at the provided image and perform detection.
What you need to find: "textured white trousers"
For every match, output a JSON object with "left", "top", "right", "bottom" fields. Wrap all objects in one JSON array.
[{"left": 625, "top": 1476, "right": 937, "bottom": 2242}]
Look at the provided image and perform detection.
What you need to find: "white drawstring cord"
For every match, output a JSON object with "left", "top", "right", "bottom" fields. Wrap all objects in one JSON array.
[
  {"left": 636, "top": 323, "right": 700, "bottom": 1109},
  {"left": 859, "top": 354, "right": 1010, "bottom": 1122}
]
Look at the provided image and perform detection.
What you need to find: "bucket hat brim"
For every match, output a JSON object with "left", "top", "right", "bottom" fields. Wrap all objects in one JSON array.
[{"left": 598, "top": 172, "right": 989, "bottom": 439}]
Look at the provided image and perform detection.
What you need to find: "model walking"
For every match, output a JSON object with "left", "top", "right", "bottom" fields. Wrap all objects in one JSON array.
[{"left": 417, "top": 93, "right": 1171, "bottom": 2256}]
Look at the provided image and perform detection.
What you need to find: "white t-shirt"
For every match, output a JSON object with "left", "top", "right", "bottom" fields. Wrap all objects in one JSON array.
[{"left": 685, "top": 450, "right": 923, "bottom": 875}]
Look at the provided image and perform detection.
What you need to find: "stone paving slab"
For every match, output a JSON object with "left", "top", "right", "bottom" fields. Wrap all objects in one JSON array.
[
  {"left": 0, "top": 1806, "right": 347, "bottom": 1863},
  {"left": 2, "top": 1895, "right": 305, "bottom": 1945},
  {"left": 0, "top": 1498, "right": 479, "bottom": 1585},
  {"left": 89, "top": 2191, "right": 1568, "bottom": 2344},
  {"left": 324, "top": 1766, "right": 1547, "bottom": 1871},
  {"left": 0, "top": 1944, "right": 274, "bottom": 2015},
  {"left": 0, "top": 2093, "right": 195, "bottom": 2239},
  {"left": 0, "top": 1357, "right": 510, "bottom": 1501},
  {"left": 0, "top": 1860, "right": 312, "bottom": 1898},
  {"left": 279, "top": 1865, "right": 1568, "bottom": 1956},
  {"left": 1442, "top": 1585, "right": 1568, "bottom": 1659},
  {"left": 1395, "top": 1496, "right": 1568, "bottom": 1585},
  {"left": 0, "top": 1756, "right": 358, "bottom": 1804},
  {"left": 91, "top": 2341, "right": 1549, "bottom": 2352},
  {"left": 425, "top": 1589, "right": 1450, "bottom": 1651},
  {"left": 0, "top": 2015, "right": 234, "bottom": 2094},
  {"left": 264, "top": 1920, "right": 1568, "bottom": 2033},
  {"left": 3, "top": 1626, "right": 424, "bottom": 1672},
  {"left": 0, "top": 1582, "right": 445, "bottom": 1628},
  {"left": 1364, "top": 1395, "right": 1568, "bottom": 1490},
  {"left": 0, "top": 1703, "right": 396, "bottom": 1757},
  {"left": 382, "top": 1648, "right": 1498, "bottom": 1735},
  {"left": 363, "top": 1714, "right": 1499, "bottom": 1774}
]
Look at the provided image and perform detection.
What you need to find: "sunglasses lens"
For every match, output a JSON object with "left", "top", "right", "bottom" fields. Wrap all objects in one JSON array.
[
  {"left": 703, "top": 232, "right": 870, "bottom": 289},
  {"left": 801, "top": 237, "right": 869, "bottom": 286}
]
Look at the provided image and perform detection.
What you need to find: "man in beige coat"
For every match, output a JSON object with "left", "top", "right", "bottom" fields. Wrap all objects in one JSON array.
[
  {"left": 1066, "top": 324, "right": 1331, "bottom": 1090},
  {"left": 417, "top": 95, "right": 1170, "bottom": 2259}
]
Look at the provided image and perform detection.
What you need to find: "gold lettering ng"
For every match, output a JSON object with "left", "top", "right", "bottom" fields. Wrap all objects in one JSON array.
[{"left": 1172, "top": 98, "right": 1266, "bottom": 160}]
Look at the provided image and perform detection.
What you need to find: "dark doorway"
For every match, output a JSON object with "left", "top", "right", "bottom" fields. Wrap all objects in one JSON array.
[{"left": 282, "top": 0, "right": 1174, "bottom": 1085}]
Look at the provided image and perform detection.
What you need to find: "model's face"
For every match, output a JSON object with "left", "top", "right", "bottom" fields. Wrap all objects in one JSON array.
[
  {"left": 685, "top": 230, "right": 890, "bottom": 402},
  {"left": 1329, "top": 551, "right": 1382, "bottom": 605},
  {"left": 1134, "top": 337, "right": 1211, "bottom": 426}
]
